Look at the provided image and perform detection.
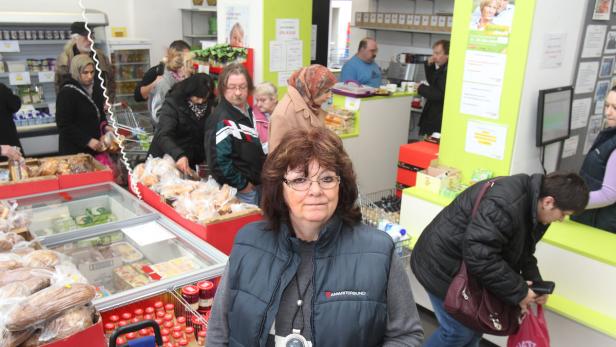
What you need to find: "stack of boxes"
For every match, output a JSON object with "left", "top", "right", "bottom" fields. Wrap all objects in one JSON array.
[
  {"left": 355, "top": 11, "right": 453, "bottom": 33},
  {"left": 395, "top": 141, "right": 439, "bottom": 197}
]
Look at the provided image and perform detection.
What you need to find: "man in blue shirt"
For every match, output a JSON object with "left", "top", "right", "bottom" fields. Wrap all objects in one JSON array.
[{"left": 340, "top": 37, "right": 382, "bottom": 88}]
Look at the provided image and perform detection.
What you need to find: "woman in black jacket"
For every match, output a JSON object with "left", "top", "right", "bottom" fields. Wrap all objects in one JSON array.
[
  {"left": 56, "top": 54, "right": 110, "bottom": 155},
  {"left": 148, "top": 73, "right": 215, "bottom": 174},
  {"left": 0, "top": 83, "right": 23, "bottom": 161}
]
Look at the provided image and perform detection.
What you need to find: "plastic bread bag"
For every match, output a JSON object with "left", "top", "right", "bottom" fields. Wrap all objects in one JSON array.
[
  {"left": 0, "top": 276, "right": 51, "bottom": 300},
  {"left": 3, "top": 282, "right": 96, "bottom": 331},
  {"left": 0, "top": 267, "right": 55, "bottom": 288},
  {"left": 38, "top": 303, "right": 95, "bottom": 343},
  {"left": 0, "top": 253, "right": 22, "bottom": 272},
  {"left": 0, "top": 327, "right": 37, "bottom": 347},
  {"left": 195, "top": 200, "right": 219, "bottom": 224},
  {"left": 51, "top": 263, "right": 89, "bottom": 287},
  {"left": 151, "top": 154, "right": 180, "bottom": 179},
  {"left": 0, "top": 232, "right": 25, "bottom": 252},
  {"left": 173, "top": 192, "right": 198, "bottom": 221},
  {"left": 22, "top": 249, "right": 63, "bottom": 268},
  {"left": 7, "top": 206, "right": 31, "bottom": 231}
]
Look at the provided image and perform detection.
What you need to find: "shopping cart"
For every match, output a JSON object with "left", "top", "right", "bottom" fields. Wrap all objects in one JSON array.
[
  {"left": 110, "top": 102, "right": 154, "bottom": 168},
  {"left": 109, "top": 320, "right": 163, "bottom": 347}
]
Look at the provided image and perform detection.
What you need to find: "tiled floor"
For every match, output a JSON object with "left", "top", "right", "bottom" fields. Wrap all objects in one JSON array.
[{"left": 418, "top": 306, "right": 499, "bottom": 347}]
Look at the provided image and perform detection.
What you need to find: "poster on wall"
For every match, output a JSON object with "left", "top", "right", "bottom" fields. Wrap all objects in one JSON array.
[
  {"left": 464, "top": 120, "right": 508, "bottom": 160},
  {"left": 460, "top": 0, "right": 515, "bottom": 119},
  {"left": 583, "top": 114, "right": 605, "bottom": 153},
  {"left": 604, "top": 31, "right": 616, "bottom": 53},
  {"left": 223, "top": 6, "right": 250, "bottom": 47},
  {"left": 571, "top": 97, "right": 592, "bottom": 129},
  {"left": 593, "top": 0, "right": 613, "bottom": 20},
  {"left": 561, "top": 135, "right": 580, "bottom": 158},
  {"left": 599, "top": 56, "right": 615, "bottom": 78},
  {"left": 574, "top": 61, "right": 599, "bottom": 94},
  {"left": 594, "top": 80, "right": 610, "bottom": 114},
  {"left": 581, "top": 25, "right": 607, "bottom": 58}
]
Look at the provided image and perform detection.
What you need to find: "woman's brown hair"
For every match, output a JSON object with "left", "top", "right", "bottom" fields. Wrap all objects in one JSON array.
[{"left": 260, "top": 127, "right": 362, "bottom": 231}]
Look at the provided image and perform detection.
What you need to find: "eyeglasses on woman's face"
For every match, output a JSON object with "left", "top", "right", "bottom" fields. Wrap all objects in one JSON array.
[{"left": 282, "top": 175, "right": 341, "bottom": 191}]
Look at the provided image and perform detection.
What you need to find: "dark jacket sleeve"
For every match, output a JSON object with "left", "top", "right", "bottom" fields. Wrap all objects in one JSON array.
[
  {"left": 462, "top": 199, "right": 529, "bottom": 306},
  {"left": 55, "top": 88, "right": 92, "bottom": 150},
  {"left": 207, "top": 120, "right": 249, "bottom": 190},
  {"left": 519, "top": 253, "right": 542, "bottom": 282},
  {"left": 133, "top": 65, "right": 160, "bottom": 102},
  {"left": 0, "top": 84, "right": 21, "bottom": 113},
  {"left": 418, "top": 63, "right": 446, "bottom": 102},
  {"left": 153, "top": 99, "right": 186, "bottom": 161}
]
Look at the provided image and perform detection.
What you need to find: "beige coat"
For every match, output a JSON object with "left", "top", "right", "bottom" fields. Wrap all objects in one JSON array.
[{"left": 268, "top": 86, "right": 326, "bottom": 152}]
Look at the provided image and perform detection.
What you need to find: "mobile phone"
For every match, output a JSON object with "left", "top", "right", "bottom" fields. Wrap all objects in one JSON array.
[{"left": 530, "top": 281, "right": 555, "bottom": 295}]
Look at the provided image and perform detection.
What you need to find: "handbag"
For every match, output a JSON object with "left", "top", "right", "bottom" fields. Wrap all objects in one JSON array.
[
  {"left": 443, "top": 179, "right": 521, "bottom": 336},
  {"left": 507, "top": 305, "right": 550, "bottom": 347}
]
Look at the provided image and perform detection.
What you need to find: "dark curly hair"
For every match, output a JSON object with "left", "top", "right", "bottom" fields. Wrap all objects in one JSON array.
[{"left": 260, "top": 127, "right": 362, "bottom": 232}]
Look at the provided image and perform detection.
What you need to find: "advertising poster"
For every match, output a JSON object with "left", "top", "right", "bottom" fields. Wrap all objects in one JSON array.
[
  {"left": 593, "top": 0, "right": 613, "bottom": 20},
  {"left": 224, "top": 6, "right": 250, "bottom": 47},
  {"left": 460, "top": 0, "right": 515, "bottom": 119},
  {"left": 465, "top": 120, "right": 508, "bottom": 160}
]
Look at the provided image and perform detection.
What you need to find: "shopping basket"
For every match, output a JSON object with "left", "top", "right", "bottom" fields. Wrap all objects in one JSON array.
[
  {"left": 110, "top": 102, "right": 154, "bottom": 168},
  {"left": 109, "top": 320, "right": 163, "bottom": 347}
]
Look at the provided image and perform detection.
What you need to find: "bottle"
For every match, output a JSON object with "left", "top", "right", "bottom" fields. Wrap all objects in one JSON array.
[
  {"left": 134, "top": 308, "right": 144, "bottom": 321},
  {"left": 104, "top": 323, "right": 115, "bottom": 340},
  {"left": 197, "top": 330, "right": 206, "bottom": 346},
  {"left": 154, "top": 301, "right": 165, "bottom": 313},
  {"left": 165, "top": 303, "right": 175, "bottom": 318},
  {"left": 185, "top": 326, "right": 198, "bottom": 347},
  {"left": 121, "top": 312, "right": 133, "bottom": 321},
  {"left": 108, "top": 315, "right": 120, "bottom": 328}
]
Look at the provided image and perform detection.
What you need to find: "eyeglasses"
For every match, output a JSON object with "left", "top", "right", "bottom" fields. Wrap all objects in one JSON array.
[
  {"left": 283, "top": 175, "right": 341, "bottom": 191},
  {"left": 227, "top": 85, "right": 248, "bottom": 91}
]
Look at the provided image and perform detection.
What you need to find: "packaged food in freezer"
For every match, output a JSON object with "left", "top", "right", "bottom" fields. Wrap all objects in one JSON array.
[{"left": 110, "top": 241, "right": 143, "bottom": 263}]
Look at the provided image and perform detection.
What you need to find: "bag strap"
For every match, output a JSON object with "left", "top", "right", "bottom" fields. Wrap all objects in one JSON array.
[{"left": 471, "top": 178, "right": 499, "bottom": 218}]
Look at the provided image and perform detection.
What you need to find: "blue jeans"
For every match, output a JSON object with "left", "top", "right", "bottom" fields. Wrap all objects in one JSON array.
[
  {"left": 236, "top": 186, "right": 260, "bottom": 205},
  {"left": 424, "top": 292, "right": 483, "bottom": 347}
]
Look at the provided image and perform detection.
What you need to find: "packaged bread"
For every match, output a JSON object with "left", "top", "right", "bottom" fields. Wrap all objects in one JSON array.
[
  {"left": 23, "top": 250, "right": 61, "bottom": 268},
  {"left": 39, "top": 304, "right": 95, "bottom": 343},
  {"left": 17, "top": 330, "right": 41, "bottom": 347},
  {"left": 5, "top": 283, "right": 96, "bottom": 331},
  {"left": 56, "top": 161, "right": 71, "bottom": 175},
  {"left": 0, "top": 328, "right": 35, "bottom": 347},
  {"left": 38, "top": 159, "right": 59, "bottom": 176},
  {"left": 0, "top": 267, "right": 53, "bottom": 287},
  {"left": 0, "top": 276, "right": 50, "bottom": 299},
  {"left": 141, "top": 174, "right": 158, "bottom": 187},
  {"left": 0, "top": 259, "right": 21, "bottom": 271}
]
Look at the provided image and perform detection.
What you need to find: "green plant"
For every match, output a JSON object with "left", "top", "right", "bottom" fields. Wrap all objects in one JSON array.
[{"left": 192, "top": 44, "right": 248, "bottom": 66}]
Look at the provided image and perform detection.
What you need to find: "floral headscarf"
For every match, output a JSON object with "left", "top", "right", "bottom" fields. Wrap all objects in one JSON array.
[{"left": 287, "top": 64, "right": 337, "bottom": 114}]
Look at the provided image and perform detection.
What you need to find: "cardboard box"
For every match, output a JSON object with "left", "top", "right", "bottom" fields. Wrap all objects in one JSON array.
[
  {"left": 406, "top": 14, "right": 414, "bottom": 29},
  {"left": 398, "top": 13, "right": 407, "bottom": 27},
  {"left": 376, "top": 13, "right": 384, "bottom": 26},
  {"left": 430, "top": 15, "right": 439, "bottom": 29},
  {"left": 132, "top": 182, "right": 262, "bottom": 255},
  {"left": 414, "top": 15, "right": 422, "bottom": 28},
  {"left": 438, "top": 16, "right": 447, "bottom": 31},
  {"left": 415, "top": 160, "right": 461, "bottom": 195},
  {"left": 421, "top": 15, "right": 430, "bottom": 29},
  {"left": 369, "top": 12, "right": 377, "bottom": 24},
  {"left": 363, "top": 12, "right": 371, "bottom": 24},
  {"left": 384, "top": 13, "right": 392, "bottom": 27}
]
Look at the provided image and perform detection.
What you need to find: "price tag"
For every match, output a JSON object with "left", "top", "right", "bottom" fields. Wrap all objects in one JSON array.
[
  {"left": 0, "top": 40, "right": 20, "bottom": 52},
  {"left": 37, "top": 71, "right": 55, "bottom": 83},
  {"left": 9, "top": 72, "right": 30, "bottom": 85},
  {"left": 345, "top": 97, "right": 361, "bottom": 112}
]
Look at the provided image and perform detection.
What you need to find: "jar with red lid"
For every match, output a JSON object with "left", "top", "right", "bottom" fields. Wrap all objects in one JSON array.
[
  {"left": 131, "top": 317, "right": 140, "bottom": 324},
  {"left": 165, "top": 303, "right": 175, "bottom": 315},
  {"left": 176, "top": 316, "right": 187, "bottom": 329},
  {"left": 164, "top": 321, "right": 174, "bottom": 329},
  {"left": 118, "top": 320, "right": 128, "bottom": 328},
  {"left": 172, "top": 331, "right": 183, "bottom": 341},
  {"left": 197, "top": 330, "right": 206, "bottom": 346},
  {"left": 126, "top": 332, "right": 137, "bottom": 340},
  {"left": 154, "top": 301, "right": 164, "bottom": 313},
  {"left": 104, "top": 323, "right": 115, "bottom": 339},
  {"left": 134, "top": 308, "right": 144, "bottom": 320},
  {"left": 178, "top": 339, "right": 188, "bottom": 346},
  {"left": 144, "top": 313, "right": 154, "bottom": 321},
  {"left": 156, "top": 311, "right": 166, "bottom": 319},
  {"left": 181, "top": 285, "right": 200, "bottom": 311},
  {"left": 145, "top": 306, "right": 155, "bottom": 315},
  {"left": 155, "top": 318, "right": 164, "bottom": 326},
  {"left": 162, "top": 335, "right": 170, "bottom": 344},
  {"left": 196, "top": 281, "right": 215, "bottom": 312},
  {"left": 173, "top": 325, "right": 184, "bottom": 334},
  {"left": 116, "top": 337, "right": 127, "bottom": 345},
  {"left": 139, "top": 328, "right": 150, "bottom": 337},
  {"left": 121, "top": 312, "right": 133, "bottom": 321},
  {"left": 190, "top": 315, "right": 203, "bottom": 332},
  {"left": 108, "top": 315, "right": 120, "bottom": 327}
]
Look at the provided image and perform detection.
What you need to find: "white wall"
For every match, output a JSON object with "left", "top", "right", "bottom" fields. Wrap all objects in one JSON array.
[
  {"left": 510, "top": 0, "right": 589, "bottom": 175},
  {"left": 331, "top": 0, "right": 353, "bottom": 54}
]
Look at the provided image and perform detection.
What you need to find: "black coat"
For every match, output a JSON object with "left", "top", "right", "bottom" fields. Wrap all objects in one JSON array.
[
  {"left": 0, "top": 83, "right": 22, "bottom": 160},
  {"left": 411, "top": 174, "right": 548, "bottom": 306},
  {"left": 148, "top": 95, "right": 211, "bottom": 167},
  {"left": 417, "top": 62, "right": 447, "bottom": 136},
  {"left": 133, "top": 62, "right": 164, "bottom": 102},
  {"left": 55, "top": 79, "right": 106, "bottom": 155}
]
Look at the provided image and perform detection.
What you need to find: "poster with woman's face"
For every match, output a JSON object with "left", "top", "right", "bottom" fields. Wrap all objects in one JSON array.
[
  {"left": 470, "top": 0, "right": 515, "bottom": 31},
  {"left": 224, "top": 6, "right": 249, "bottom": 47},
  {"left": 593, "top": 0, "right": 613, "bottom": 20}
]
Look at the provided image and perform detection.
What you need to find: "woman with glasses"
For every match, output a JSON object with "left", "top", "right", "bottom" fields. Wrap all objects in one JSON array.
[
  {"left": 268, "top": 64, "right": 336, "bottom": 152},
  {"left": 207, "top": 127, "right": 424, "bottom": 347}
]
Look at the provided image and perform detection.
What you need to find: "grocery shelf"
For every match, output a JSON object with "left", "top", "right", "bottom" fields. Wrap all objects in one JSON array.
[
  {"left": 354, "top": 25, "right": 451, "bottom": 35},
  {"left": 181, "top": 7, "right": 217, "bottom": 12},
  {"left": 184, "top": 34, "right": 217, "bottom": 38},
  {"left": 0, "top": 71, "right": 55, "bottom": 82},
  {"left": 12, "top": 39, "right": 66, "bottom": 45}
]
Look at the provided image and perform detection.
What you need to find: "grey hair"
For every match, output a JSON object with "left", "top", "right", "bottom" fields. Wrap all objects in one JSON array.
[{"left": 254, "top": 82, "right": 277, "bottom": 97}]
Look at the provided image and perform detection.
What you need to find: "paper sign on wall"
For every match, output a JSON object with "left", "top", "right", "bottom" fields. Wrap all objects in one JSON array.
[
  {"left": 285, "top": 40, "right": 303, "bottom": 71},
  {"left": 541, "top": 33, "right": 566, "bottom": 69},
  {"left": 276, "top": 19, "right": 299, "bottom": 41},
  {"left": 464, "top": 120, "right": 508, "bottom": 160},
  {"left": 460, "top": 50, "right": 507, "bottom": 119},
  {"left": 571, "top": 97, "right": 592, "bottom": 129},
  {"left": 278, "top": 71, "right": 293, "bottom": 87},
  {"left": 269, "top": 40, "right": 285, "bottom": 72},
  {"left": 9, "top": 72, "right": 30, "bottom": 85},
  {"left": 561, "top": 135, "right": 579, "bottom": 158},
  {"left": 37, "top": 71, "right": 54, "bottom": 83},
  {"left": 574, "top": 61, "right": 599, "bottom": 94},
  {"left": 0, "top": 41, "right": 19, "bottom": 52},
  {"left": 581, "top": 25, "right": 607, "bottom": 58}
]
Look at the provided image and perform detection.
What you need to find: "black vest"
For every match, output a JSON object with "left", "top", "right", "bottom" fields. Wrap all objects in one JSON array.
[
  {"left": 226, "top": 216, "right": 393, "bottom": 347},
  {"left": 572, "top": 127, "right": 616, "bottom": 233}
]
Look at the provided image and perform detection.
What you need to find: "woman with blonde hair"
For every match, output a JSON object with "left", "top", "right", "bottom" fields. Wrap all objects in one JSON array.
[
  {"left": 253, "top": 82, "right": 278, "bottom": 154},
  {"left": 148, "top": 47, "right": 194, "bottom": 124}
]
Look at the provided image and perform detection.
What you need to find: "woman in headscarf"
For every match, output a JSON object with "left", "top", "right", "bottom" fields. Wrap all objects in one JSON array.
[
  {"left": 56, "top": 54, "right": 111, "bottom": 155},
  {"left": 268, "top": 64, "right": 336, "bottom": 152}
]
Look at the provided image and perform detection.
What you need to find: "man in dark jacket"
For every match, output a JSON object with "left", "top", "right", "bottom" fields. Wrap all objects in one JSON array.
[
  {"left": 417, "top": 40, "right": 449, "bottom": 136},
  {"left": 0, "top": 83, "right": 23, "bottom": 161},
  {"left": 411, "top": 172, "right": 589, "bottom": 347},
  {"left": 204, "top": 63, "right": 265, "bottom": 205}
]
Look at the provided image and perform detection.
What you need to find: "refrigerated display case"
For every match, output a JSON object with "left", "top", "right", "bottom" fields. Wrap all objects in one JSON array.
[
  {"left": 12, "top": 182, "right": 227, "bottom": 312},
  {"left": 108, "top": 39, "right": 151, "bottom": 115}
]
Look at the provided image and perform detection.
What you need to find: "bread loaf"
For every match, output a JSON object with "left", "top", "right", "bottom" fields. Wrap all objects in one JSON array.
[
  {"left": 5, "top": 283, "right": 96, "bottom": 331},
  {"left": 23, "top": 250, "right": 60, "bottom": 268},
  {"left": 39, "top": 305, "right": 94, "bottom": 343},
  {"left": 0, "top": 328, "right": 34, "bottom": 347},
  {"left": 0, "top": 259, "right": 20, "bottom": 271},
  {"left": 0, "top": 268, "right": 52, "bottom": 287}
]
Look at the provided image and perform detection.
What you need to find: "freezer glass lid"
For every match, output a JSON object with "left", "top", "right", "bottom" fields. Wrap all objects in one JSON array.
[
  {"left": 49, "top": 222, "right": 216, "bottom": 299},
  {"left": 13, "top": 183, "right": 152, "bottom": 237}
]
